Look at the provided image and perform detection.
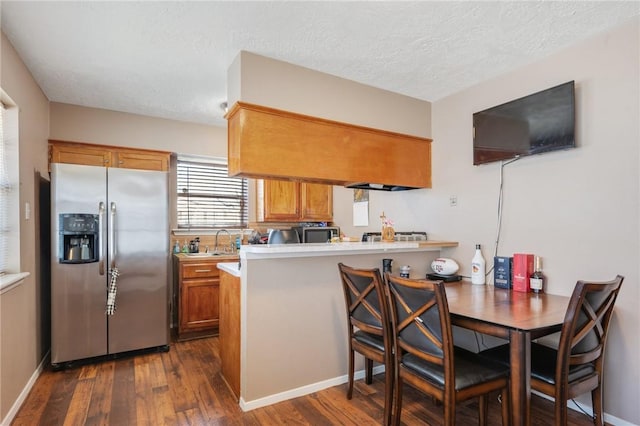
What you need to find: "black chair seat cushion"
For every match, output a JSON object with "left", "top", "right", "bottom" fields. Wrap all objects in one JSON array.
[
  {"left": 479, "top": 343, "right": 596, "bottom": 386},
  {"left": 530, "top": 342, "right": 596, "bottom": 385},
  {"left": 401, "top": 347, "right": 509, "bottom": 391},
  {"left": 353, "top": 330, "right": 385, "bottom": 352}
]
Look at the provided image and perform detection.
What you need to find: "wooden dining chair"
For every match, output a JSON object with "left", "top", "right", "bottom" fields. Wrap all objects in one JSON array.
[
  {"left": 337, "top": 263, "right": 393, "bottom": 425},
  {"left": 385, "top": 273, "right": 510, "bottom": 426},
  {"left": 480, "top": 275, "right": 623, "bottom": 426}
]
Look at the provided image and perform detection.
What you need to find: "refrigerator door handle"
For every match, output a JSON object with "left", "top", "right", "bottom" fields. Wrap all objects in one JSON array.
[
  {"left": 109, "top": 202, "right": 117, "bottom": 269},
  {"left": 98, "top": 202, "right": 106, "bottom": 275}
]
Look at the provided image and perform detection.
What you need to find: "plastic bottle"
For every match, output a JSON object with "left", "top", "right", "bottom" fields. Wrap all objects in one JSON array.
[
  {"left": 400, "top": 265, "right": 411, "bottom": 278},
  {"left": 173, "top": 241, "right": 180, "bottom": 254},
  {"left": 471, "top": 244, "right": 486, "bottom": 285}
]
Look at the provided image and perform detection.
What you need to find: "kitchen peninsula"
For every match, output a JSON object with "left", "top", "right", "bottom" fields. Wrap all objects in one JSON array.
[{"left": 217, "top": 240, "right": 457, "bottom": 411}]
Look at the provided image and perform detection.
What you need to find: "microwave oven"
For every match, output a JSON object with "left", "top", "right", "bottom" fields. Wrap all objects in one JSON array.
[{"left": 294, "top": 226, "right": 340, "bottom": 243}]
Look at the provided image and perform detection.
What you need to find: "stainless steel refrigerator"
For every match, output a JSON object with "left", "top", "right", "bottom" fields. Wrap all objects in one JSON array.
[{"left": 51, "top": 163, "right": 169, "bottom": 367}]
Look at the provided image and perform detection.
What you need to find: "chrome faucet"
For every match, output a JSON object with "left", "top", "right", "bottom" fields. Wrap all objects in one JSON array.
[{"left": 214, "top": 229, "right": 233, "bottom": 253}]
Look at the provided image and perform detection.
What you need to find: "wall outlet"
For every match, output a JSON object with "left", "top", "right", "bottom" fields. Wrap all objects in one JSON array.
[{"left": 449, "top": 196, "right": 458, "bottom": 207}]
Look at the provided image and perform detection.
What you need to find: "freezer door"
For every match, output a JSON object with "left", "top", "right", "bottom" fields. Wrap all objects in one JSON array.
[
  {"left": 51, "top": 163, "right": 108, "bottom": 364},
  {"left": 107, "top": 167, "right": 169, "bottom": 354}
]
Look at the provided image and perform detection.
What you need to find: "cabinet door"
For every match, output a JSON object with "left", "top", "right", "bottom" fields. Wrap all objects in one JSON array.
[
  {"left": 301, "top": 183, "right": 333, "bottom": 221},
  {"left": 180, "top": 278, "right": 220, "bottom": 332},
  {"left": 49, "top": 143, "right": 112, "bottom": 168},
  {"left": 261, "top": 179, "right": 301, "bottom": 222},
  {"left": 178, "top": 261, "right": 220, "bottom": 336},
  {"left": 114, "top": 150, "right": 170, "bottom": 171}
]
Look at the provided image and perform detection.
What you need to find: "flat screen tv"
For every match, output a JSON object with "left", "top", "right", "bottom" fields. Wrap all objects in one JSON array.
[{"left": 473, "top": 81, "right": 575, "bottom": 165}]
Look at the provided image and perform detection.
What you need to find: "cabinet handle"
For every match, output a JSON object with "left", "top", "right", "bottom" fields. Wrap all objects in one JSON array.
[{"left": 195, "top": 269, "right": 211, "bottom": 273}]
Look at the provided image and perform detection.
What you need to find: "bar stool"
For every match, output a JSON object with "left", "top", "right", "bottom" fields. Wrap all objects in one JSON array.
[{"left": 338, "top": 263, "right": 393, "bottom": 425}]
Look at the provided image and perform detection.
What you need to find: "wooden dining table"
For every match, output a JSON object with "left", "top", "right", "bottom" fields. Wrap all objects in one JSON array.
[{"left": 444, "top": 281, "right": 570, "bottom": 426}]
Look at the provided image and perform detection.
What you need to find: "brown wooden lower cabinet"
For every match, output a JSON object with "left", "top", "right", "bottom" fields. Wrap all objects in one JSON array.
[
  {"left": 174, "top": 256, "right": 238, "bottom": 341},
  {"left": 220, "top": 269, "right": 241, "bottom": 399}
]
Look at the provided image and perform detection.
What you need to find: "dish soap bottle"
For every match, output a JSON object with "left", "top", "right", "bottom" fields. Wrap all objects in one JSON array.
[
  {"left": 471, "top": 244, "right": 486, "bottom": 285},
  {"left": 173, "top": 241, "right": 180, "bottom": 254}
]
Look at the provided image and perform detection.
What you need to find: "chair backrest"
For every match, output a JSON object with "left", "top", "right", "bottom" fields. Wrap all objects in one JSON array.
[
  {"left": 385, "top": 274, "right": 452, "bottom": 373},
  {"left": 557, "top": 275, "right": 624, "bottom": 382},
  {"left": 338, "top": 263, "right": 388, "bottom": 337}
]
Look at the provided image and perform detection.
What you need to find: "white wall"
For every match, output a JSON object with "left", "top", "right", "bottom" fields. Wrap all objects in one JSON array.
[
  {"left": 242, "top": 250, "right": 440, "bottom": 405},
  {"left": 50, "top": 102, "right": 227, "bottom": 157},
  {"left": 338, "top": 18, "right": 639, "bottom": 424},
  {"left": 229, "top": 51, "right": 431, "bottom": 137}
]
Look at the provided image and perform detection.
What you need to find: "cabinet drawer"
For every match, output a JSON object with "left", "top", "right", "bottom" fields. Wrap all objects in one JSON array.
[{"left": 182, "top": 262, "right": 219, "bottom": 279}]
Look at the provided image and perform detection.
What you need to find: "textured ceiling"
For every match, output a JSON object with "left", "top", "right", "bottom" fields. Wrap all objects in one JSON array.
[{"left": 1, "top": 1, "right": 639, "bottom": 127}]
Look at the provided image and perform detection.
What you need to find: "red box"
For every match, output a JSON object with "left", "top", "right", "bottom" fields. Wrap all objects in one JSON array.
[{"left": 512, "top": 253, "right": 534, "bottom": 292}]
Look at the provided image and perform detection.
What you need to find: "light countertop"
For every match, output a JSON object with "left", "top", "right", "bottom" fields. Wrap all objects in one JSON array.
[
  {"left": 173, "top": 252, "right": 239, "bottom": 262},
  {"left": 239, "top": 240, "right": 457, "bottom": 260},
  {"left": 217, "top": 262, "right": 240, "bottom": 277}
]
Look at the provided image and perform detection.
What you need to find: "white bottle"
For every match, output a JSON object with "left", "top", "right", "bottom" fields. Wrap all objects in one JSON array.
[{"left": 471, "top": 244, "right": 486, "bottom": 285}]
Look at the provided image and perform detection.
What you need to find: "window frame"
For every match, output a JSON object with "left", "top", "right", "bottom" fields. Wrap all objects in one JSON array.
[
  {"left": 0, "top": 89, "right": 28, "bottom": 294},
  {"left": 176, "top": 155, "right": 248, "bottom": 230},
  {"left": 0, "top": 92, "right": 20, "bottom": 276}
]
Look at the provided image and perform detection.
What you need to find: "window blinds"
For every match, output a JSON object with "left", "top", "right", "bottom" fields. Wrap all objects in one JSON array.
[
  {"left": 0, "top": 97, "right": 19, "bottom": 276},
  {"left": 176, "top": 158, "right": 248, "bottom": 228}
]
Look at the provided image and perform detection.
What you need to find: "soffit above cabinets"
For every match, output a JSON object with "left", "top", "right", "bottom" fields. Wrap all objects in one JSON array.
[{"left": 226, "top": 102, "right": 432, "bottom": 190}]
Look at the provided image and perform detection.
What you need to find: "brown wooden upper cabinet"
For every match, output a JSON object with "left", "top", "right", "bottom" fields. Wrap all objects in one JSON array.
[
  {"left": 257, "top": 179, "right": 333, "bottom": 222},
  {"left": 49, "top": 140, "right": 171, "bottom": 172},
  {"left": 300, "top": 182, "right": 333, "bottom": 221}
]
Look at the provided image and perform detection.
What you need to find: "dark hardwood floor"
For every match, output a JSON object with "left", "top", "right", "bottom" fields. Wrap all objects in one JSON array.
[{"left": 12, "top": 337, "right": 598, "bottom": 425}]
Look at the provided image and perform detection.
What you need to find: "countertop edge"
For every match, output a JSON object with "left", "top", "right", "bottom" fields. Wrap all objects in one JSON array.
[
  {"left": 241, "top": 241, "right": 458, "bottom": 260},
  {"left": 174, "top": 253, "right": 239, "bottom": 262},
  {"left": 217, "top": 262, "right": 241, "bottom": 277},
  {"left": 417, "top": 241, "right": 459, "bottom": 248}
]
